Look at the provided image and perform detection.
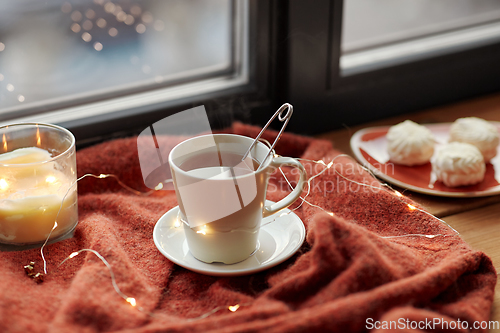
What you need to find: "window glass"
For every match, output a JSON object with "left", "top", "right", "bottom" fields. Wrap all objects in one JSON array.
[
  {"left": 0, "top": 0, "right": 232, "bottom": 116},
  {"left": 341, "top": 0, "right": 500, "bottom": 74}
]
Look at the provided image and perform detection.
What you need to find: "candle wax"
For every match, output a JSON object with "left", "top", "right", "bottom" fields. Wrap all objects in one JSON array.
[{"left": 0, "top": 147, "right": 77, "bottom": 244}]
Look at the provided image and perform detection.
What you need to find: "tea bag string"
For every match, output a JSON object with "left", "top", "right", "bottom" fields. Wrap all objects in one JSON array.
[{"left": 241, "top": 103, "right": 293, "bottom": 169}]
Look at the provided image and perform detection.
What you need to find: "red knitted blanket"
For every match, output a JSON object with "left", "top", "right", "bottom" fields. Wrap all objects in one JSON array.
[{"left": 0, "top": 123, "right": 495, "bottom": 332}]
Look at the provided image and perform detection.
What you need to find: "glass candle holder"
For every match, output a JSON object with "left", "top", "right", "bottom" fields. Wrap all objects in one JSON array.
[{"left": 0, "top": 123, "right": 78, "bottom": 245}]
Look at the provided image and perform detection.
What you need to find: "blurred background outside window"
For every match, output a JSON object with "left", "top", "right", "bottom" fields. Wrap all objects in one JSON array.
[
  {"left": 0, "top": 0, "right": 246, "bottom": 126},
  {"left": 342, "top": 0, "right": 500, "bottom": 75}
]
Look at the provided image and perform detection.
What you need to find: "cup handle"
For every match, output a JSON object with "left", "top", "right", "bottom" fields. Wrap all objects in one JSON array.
[{"left": 263, "top": 156, "right": 307, "bottom": 217}]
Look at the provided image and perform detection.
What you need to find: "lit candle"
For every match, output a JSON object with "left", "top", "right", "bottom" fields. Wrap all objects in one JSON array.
[{"left": 0, "top": 146, "right": 77, "bottom": 244}]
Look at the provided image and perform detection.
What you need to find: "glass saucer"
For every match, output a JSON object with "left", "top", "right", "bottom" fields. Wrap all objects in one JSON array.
[{"left": 152, "top": 201, "right": 306, "bottom": 276}]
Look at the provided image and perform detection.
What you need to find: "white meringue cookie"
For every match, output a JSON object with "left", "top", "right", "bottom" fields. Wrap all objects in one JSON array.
[
  {"left": 432, "top": 142, "right": 485, "bottom": 187},
  {"left": 449, "top": 117, "right": 499, "bottom": 162},
  {"left": 386, "top": 120, "right": 435, "bottom": 166}
]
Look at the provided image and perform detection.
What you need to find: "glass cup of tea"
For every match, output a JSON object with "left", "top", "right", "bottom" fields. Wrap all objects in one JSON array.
[{"left": 168, "top": 134, "right": 307, "bottom": 264}]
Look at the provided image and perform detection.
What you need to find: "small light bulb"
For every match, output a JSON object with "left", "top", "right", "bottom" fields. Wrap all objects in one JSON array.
[
  {"left": 228, "top": 304, "right": 240, "bottom": 312},
  {"left": 99, "top": 174, "right": 106, "bottom": 178},
  {"left": 407, "top": 204, "right": 417, "bottom": 211},
  {"left": 126, "top": 297, "right": 137, "bottom": 307},
  {"left": 155, "top": 183, "right": 163, "bottom": 191},
  {"left": 69, "top": 252, "right": 79, "bottom": 258},
  {"left": 196, "top": 230, "right": 206, "bottom": 235},
  {"left": 327, "top": 212, "right": 334, "bottom": 216},
  {"left": 394, "top": 191, "right": 403, "bottom": 197}
]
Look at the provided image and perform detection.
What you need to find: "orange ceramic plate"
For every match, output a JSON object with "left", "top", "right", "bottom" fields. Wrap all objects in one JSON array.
[{"left": 350, "top": 122, "right": 500, "bottom": 197}]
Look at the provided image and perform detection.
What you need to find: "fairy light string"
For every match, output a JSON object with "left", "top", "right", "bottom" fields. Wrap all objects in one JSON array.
[
  {"left": 35, "top": 173, "right": 162, "bottom": 313},
  {"left": 30, "top": 149, "right": 460, "bottom": 319},
  {"left": 185, "top": 302, "right": 252, "bottom": 322},
  {"left": 275, "top": 153, "right": 459, "bottom": 238},
  {"left": 58, "top": 249, "right": 141, "bottom": 311},
  {"left": 40, "top": 173, "right": 157, "bottom": 275}
]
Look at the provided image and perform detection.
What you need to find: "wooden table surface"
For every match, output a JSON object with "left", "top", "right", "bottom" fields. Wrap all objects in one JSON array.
[{"left": 318, "top": 92, "right": 500, "bottom": 322}]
